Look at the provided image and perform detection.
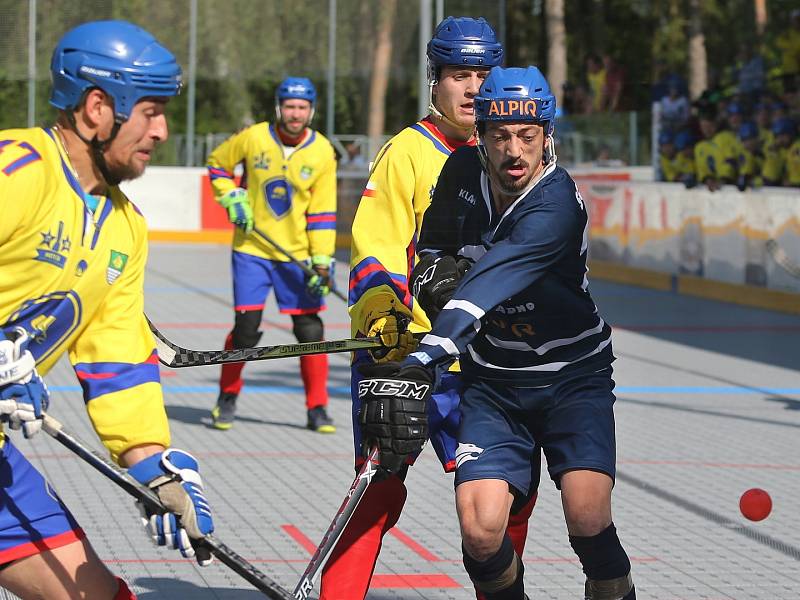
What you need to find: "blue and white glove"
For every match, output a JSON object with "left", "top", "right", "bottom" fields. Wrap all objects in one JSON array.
[
  {"left": 128, "top": 449, "right": 215, "bottom": 566},
  {"left": 306, "top": 255, "right": 333, "bottom": 297},
  {"left": 219, "top": 187, "right": 254, "bottom": 233},
  {"left": 0, "top": 327, "right": 49, "bottom": 439}
]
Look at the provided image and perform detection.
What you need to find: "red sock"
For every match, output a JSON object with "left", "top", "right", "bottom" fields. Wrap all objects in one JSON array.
[
  {"left": 300, "top": 354, "right": 328, "bottom": 410},
  {"left": 114, "top": 577, "right": 136, "bottom": 600},
  {"left": 473, "top": 492, "right": 537, "bottom": 600},
  {"left": 507, "top": 491, "right": 537, "bottom": 556},
  {"left": 219, "top": 332, "right": 245, "bottom": 395},
  {"left": 318, "top": 475, "right": 407, "bottom": 600}
]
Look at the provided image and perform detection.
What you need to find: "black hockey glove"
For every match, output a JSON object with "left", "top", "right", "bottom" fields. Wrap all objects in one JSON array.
[
  {"left": 357, "top": 361, "right": 432, "bottom": 475},
  {"left": 411, "top": 254, "right": 473, "bottom": 322}
]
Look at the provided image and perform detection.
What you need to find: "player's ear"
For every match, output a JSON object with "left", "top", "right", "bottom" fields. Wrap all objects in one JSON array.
[{"left": 78, "top": 88, "right": 113, "bottom": 130}]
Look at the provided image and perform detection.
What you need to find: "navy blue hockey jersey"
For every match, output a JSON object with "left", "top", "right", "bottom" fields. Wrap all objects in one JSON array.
[{"left": 405, "top": 146, "right": 613, "bottom": 386}]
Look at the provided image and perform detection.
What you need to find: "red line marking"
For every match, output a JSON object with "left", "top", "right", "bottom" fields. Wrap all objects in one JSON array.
[
  {"left": 282, "top": 524, "right": 317, "bottom": 554},
  {"left": 100, "top": 556, "right": 659, "bottom": 566},
  {"left": 389, "top": 528, "right": 441, "bottom": 561},
  {"left": 152, "top": 321, "right": 351, "bottom": 330},
  {"left": 370, "top": 574, "right": 461, "bottom": 588}
]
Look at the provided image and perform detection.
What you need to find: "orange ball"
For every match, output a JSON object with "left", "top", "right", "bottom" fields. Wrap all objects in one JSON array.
[{"left": 739, "top": 488, "right": 772, "bottom": 521}]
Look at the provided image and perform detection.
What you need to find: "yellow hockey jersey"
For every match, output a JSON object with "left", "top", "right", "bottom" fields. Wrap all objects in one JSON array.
[
  {"left": 0, "top": 127, "right": 169, "bottom": 462},
  {"left": 349, "top": 117, "right": 474, "bottom": 336},
  {"left": 712, "top": 130, "right": 741, "bottom": 180},
  {"left": 659, "top": 152, "right": 696, "bottom": 183},
  {"left": 207, "top": 123, "right": 337, "bottom": 261}
]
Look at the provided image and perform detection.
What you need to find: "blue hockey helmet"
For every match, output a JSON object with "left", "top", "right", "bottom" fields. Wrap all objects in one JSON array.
[
  {"left": 474, "top": 66, "right": 557, "bottom": 135},
  {"left": 737, "top": 121, "right": 759, "bottom": 141},
  {"left": 658, "top": 130, "right": 675, "bottom": 146},
  {"left": 771, "top": 117, "right": 796, "bottom": 137},
  {"left": 427, "top": 16, "right": 503, "bottom": 79},
  {"left": 674, "top": 130, "right": 694, "bottom": 151},
  {"left": 726, "top": 101, "right": 743, "bottom": 116},
  {"left": 275, "top": 77, "right": 317, "bottom": 105},
  {"left": 50, "top": 20, "right": 182, "bottom": 122}
]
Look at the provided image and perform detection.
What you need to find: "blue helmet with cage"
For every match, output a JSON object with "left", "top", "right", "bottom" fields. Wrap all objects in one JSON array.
[
  {"left": 50, "top": 20, "right": 182, "bottom": 122},
  {"left": 674, "top": 130, "right": 694, "bottom": 151},
  {"left": 427, "top": 16, "right": 503, "bottom": 80},
  {"left": 738, "top": 121, "right": 759, "bottom": 141},
  {"left": 658, "top": 130, "right": 675, "bottom": 146},
  {"left": 275, "top": 77, "right": 317, "bottom": 105},
  {"left": 474, "top": 66, "right": 556, "bottom": 135}
]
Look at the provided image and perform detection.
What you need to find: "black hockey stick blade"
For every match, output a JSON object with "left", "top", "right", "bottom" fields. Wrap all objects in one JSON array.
[
  {"left": 766, "top": 238, "right": 800, "bottom": 279},
  {"left": 40, "top": 413, "right": 293, "bottom": 599},
  {"left": 292, "top": 447, "right": 380, "bottom": 599},
  {"left": 252, "top": 226, "right": 348, "bottom": 303},
  {"left": 147, "top": 316, "right": 383, "bottom": 368}
]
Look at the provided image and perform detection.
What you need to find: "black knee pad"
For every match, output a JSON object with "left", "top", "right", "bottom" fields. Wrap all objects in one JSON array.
[
  {"left": 292, "top": 313, "right": 323, "bottom": 342},
  {"left": 570, "top": 523, "right": 632, "bottom": 594},
  {"left": 232, "top": 310, "right": 262, "bottom": 348},
  {"left": 462, "top": 535, "right": 524, "bottom": 597}
]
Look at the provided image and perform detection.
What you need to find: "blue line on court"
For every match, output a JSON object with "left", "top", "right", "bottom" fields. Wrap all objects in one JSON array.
[{"left": 48, "top": 384, "right": 800, "bottom": 395}]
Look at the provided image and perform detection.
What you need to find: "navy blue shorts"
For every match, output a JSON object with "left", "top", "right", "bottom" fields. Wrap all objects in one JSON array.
[
  {"left": 0, "top": 439, "right": 84, "bottom": 565},
  {"left": 454, "top": 368, "right": 617, "bottom": 495},
  {"left": 232, "top": 251, "right": 326, "bottom": 314}
]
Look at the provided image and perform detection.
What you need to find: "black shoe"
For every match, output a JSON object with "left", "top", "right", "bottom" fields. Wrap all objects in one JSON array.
[
  {"left": 211, "top": 392, "right": 238, "bottom": 430},
  {"left": 307, "top": 406, "right": 336, "bottom": 433}
]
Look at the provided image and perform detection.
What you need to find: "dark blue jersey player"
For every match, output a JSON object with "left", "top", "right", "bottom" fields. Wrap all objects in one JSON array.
[{"left": 357, "top": 66, "right": 635, "bottom": 600}]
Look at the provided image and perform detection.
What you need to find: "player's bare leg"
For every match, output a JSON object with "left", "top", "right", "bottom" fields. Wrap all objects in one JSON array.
[
  {"left": 457, "top": 479, "right": 526, "bottom": 599},
  {"left": 561, "top": 470, "right": 635, "bottom": 599},
  {"left": 0, "top": 537, "right": 123, "bottom": 599}
]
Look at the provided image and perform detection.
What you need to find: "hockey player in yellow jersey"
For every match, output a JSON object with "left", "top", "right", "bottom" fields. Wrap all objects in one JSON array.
[
  {"left": 207, "top": 77, "right": 338, "bottom": 432},
  {"left": 763, "top": 118, "right": 799, "bottom": 186},
  {"left": 320, "top": 17, "right": 536, "bottom": 600},
  {"left": 695, "top": 111, "right": 738, "bottom": 191},
  {"left": 736, "top": 122, "right": 765, "bottom": 190},
  {"left": 0, "top": 21, "right": 214, "bottom": 599}
]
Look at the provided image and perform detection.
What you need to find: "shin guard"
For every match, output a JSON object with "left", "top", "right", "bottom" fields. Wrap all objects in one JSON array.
[
  {"left": 219, "top": 332, "right": 245, "bottom": 395},
  {"left": 300, "top": 354, "right": 329, "bottom": 410},
  {"left": 318, "top": 475, "right": 406, "bottom": 600},
  {"left": 474, "top": 492, "right": 537, "bottom": 600},
  {"left": 463, "top": 535, "right": 525, "bottom": 600},
  {"left": 113, "top": 577, "right": 137, "bottom": 600},
  {"left": 570, "top": 523, "right": 634, "bottom": 600}
]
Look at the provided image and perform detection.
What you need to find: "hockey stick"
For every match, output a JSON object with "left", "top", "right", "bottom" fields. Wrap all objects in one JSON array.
[
  {"left": 147, "top": 316, "right": 384, "bottom": 368},
  {"left": 293, "top": 447, "right": 380, "bottom": 599},
  {"left": 766, "top": 238, "right": 800, "bottom": 279},
  {"left": 39, "top": 412, "right": 293, "bottom": 599},
  {"left": 252, "top": 226, "right": 348, "bottom": 303}
]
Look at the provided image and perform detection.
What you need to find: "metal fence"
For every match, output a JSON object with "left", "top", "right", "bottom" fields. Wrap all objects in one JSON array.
[{"left": 0, "top": 0, "right": 651, "bottom": 169}]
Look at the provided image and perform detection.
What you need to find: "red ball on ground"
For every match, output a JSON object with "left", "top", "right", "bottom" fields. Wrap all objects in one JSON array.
[{"left": 739, "top": 488, "right": 772, "bottom": 521}]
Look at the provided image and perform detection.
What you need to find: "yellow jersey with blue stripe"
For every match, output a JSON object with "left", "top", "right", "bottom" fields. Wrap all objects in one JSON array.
[
  {"left": 348, "top": 117, "right": 474, "bottom": 336},
  {"left": 0, "top": 127, "right": 169, "bottom": 462},
  {"left": 207, "top": 122, "right": 337, "bottom": 262}
]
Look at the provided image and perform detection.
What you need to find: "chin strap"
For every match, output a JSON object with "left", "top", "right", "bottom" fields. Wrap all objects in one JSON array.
[
  {"left": 65, "top": 112, "right": 124, "bottom": 187},
  {"left": 427, "top": 71, "right": 475, "bottom": 139}
]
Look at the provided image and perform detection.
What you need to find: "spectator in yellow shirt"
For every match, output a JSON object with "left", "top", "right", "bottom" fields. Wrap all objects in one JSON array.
[
  {"left": 736, "top": 122, "right": 764, "bottom": 190},
  {"left": 762, "top": 118, "right": 797, "bottom": 186}
]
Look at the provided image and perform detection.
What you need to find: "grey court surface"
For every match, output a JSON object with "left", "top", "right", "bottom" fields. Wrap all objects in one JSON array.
[{"left": 14, "top": 242, "right": 800, "bottom": 599}]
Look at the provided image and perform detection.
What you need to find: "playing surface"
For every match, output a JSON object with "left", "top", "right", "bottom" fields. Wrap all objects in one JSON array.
[{"left": 13, "top": 242, "right": 799, "bottom": 599}]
